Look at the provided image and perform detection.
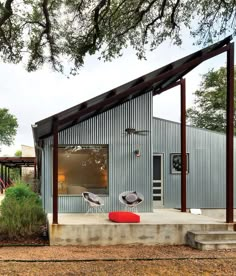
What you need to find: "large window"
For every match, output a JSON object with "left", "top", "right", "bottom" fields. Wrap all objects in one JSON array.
[{"left": 57, "top": 145, "right": 108, "bottom": 195}]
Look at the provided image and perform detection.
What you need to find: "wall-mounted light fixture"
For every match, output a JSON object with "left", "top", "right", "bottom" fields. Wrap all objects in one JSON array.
[{"left": 134, "top": 149, "right": 141, "bottom": 157}]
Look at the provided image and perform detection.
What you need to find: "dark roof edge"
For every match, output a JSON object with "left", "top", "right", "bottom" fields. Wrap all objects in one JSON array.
[
  {"left": 33, "top": 35, "right": 233, "bottom": 142},
  {"left": 36, "top": 35, "right": 232, "bottom": 125}
]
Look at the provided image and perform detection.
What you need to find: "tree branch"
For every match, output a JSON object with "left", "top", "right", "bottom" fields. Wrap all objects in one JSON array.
[
  {"left": 0, "top": 0, "right": 14, "bottom": 26},
  {"left": 76, "top": 0, "right": 84, "bottom": 12},
  {"left": 42, "top": 0, "right": 58, "bottom": 70},
  {"left": 143, "top": 0, "right": 167, "bottom": 42},
  {"left": 28, "top": 30, "right": 45, "bottom": 69},
  {"left": 108, "top": 0, "right": 126, "bottom": 28},
  {"left": 93, "top": 0, "right": 108, "bottom": 44},
  {"left": 170, "top": 0, "right": 181, "bottom": 30},
  {"left": 0, "top": 27, "right": 13, "bottom": 53},
  {"left": 134, "top": 0, "right": 146, "bottom": 13},
  {"left": 28, "top": 0, "right": 59, "bottom": 71},
  {"left": 114, "top": 0, "right": 157, "bottom": 40},
  {"left": 0, "top": 0, "right": 15, "bottom": 57},
  {"left": 24, "top": 21, "right": 46, "bottom": 28}
]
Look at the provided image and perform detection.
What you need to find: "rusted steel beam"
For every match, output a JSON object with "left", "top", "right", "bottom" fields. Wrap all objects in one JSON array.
[
  {"left": 93, "top": 90, "right": 118, "bottom": 117},
  {"left": 181, "top": 79, "right": 187, "bottom": 212},
  {"left": 226, "top": 43, "right": 234, "bottom": 223},
  {"left": 153, "top": 80, "right": 182, "bottom": 95},
  {"left": 52, "top": 117, "right": 59, "bottom": 224}
]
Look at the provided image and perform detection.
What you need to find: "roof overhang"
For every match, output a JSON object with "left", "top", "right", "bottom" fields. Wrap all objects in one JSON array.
[{"left": 32, "top": 35, "right": 233, "bottom": 144}]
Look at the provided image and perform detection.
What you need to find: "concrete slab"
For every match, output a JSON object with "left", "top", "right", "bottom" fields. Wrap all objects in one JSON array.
[
  {"left": 200, "top": 209, "right": 236, "bottom": 220},
  {"left": 47, "top": 209, "right": 235, "bottom": 246},
  {"left": 47, "top": 209, "right": 231, "bottom": 225}
]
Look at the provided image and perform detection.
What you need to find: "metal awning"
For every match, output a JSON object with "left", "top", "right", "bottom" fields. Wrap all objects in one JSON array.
[{"left": 32, "top": 35, "right": 233, "bottom": 144}]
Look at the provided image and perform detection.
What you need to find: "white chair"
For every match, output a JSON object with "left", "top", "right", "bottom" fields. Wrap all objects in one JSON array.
[
  {"left": 82, "top": 192, "right": 104, "bottom": 213},
  {"left": 119, "top": 191, "right": 144, "bottom": 212}
]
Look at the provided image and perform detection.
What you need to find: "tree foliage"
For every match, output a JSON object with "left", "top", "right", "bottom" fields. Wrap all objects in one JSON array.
[
  {"left": 14, "top": 150, "right": 22, "bottom": 157},
  {"left": 0, "top": 108, "right": 18, "bottom": 146},
  {"left": 186, "top": 66, "right": 236, "bottom": 133},
  {"left": 0, "top": 0, "right": 235, "bottom": 75}
]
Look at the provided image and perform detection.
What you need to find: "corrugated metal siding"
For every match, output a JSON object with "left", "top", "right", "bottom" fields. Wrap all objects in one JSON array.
[
  {"left": 42, "top": 93, "right": 153, "bottom": 213},
  {"left": 153, "top": 117, "right": 236, "bottom": 208}
]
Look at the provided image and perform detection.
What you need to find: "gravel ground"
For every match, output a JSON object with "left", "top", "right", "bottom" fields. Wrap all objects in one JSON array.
[
  {"left": 0, "top": 244, "right": 236, "bottom": 260},
  {"left": 0, "top": 245, "right": 235, "bottom": 275}
]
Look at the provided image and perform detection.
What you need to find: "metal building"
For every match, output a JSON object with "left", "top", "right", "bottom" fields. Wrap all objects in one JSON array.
[
  {"left": 40, "top": 93, "right": 153, "bottom": 213},
  {"left": 153, "top": 117, "right": 236, "bottom": 209},
  {"left": 32, "top": 36, "right": 235, "bottom": 223}
]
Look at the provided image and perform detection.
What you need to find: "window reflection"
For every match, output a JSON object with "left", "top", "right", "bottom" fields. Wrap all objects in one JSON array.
[{"left": 58, "top": 145, "right": 108, "bottom": 195}]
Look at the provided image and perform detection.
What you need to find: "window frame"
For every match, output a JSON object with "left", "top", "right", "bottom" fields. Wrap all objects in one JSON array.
[
  {"left": 54, "top": 144, "right": 109, "bottom": 196},
  {"left": 170, "top": 153, "right": 189, "bottom": 174}
]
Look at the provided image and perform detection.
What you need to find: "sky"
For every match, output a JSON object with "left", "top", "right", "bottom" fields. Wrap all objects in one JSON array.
[{"left": 0, "top": 33, "right": 233, "bottom": 156}]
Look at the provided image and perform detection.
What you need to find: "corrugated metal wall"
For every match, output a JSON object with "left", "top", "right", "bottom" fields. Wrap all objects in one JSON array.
[
  {"left": 42, "top": 93, "right": 153, "bottom": 213},
  {"left": 153, "top": 117, "right": 236, "bottom": 208}
]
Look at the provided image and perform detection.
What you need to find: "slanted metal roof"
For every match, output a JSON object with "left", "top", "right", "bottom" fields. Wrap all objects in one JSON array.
[{"left": 33, "top": 36, "right": 232, "bottom": 144}]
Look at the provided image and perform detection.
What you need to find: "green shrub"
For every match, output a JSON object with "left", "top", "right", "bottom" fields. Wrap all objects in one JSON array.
[
  {"left": 5, "top": 183, "right": 36, "bottom": 200},
  {"left": 0, "top": 182, "right": 46, "bottom": 238}
]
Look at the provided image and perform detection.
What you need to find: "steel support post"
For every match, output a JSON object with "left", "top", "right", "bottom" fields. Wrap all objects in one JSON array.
[
  {"left": 7, "top": 167, "right": 11, "bottom": 186},
  {"left": 6, "top": 166, "right": 8, "bottom": 184},
  {"left": 181, "top": 78, "right": 187, "bottom": 212},
  {"left": 53, "top": 117, "right": 59, "bottom": 224},
  {"left": 4, "top": 165, "right": 6, "bottom": 184},
  {"left": 226, "top": 43, "right": 234, "bottom": 223},
  {"left": 0, "top": 165, "right": 2, "bottom": 193}
]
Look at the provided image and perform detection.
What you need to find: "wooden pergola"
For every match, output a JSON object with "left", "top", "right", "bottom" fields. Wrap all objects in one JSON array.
[{"left": 0, "top": 157, "right": 36, "bottom": 192}]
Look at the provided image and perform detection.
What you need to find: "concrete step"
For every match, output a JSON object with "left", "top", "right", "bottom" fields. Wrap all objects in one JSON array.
[
  {"left": 195, "top": 240, "right": 236, "bottom": 251},
  {"left": 187, "top": 231, "right": 236, "bottom": 242},
  {"left": 186, "top": 231, "right": 236, "bottom": 250}
]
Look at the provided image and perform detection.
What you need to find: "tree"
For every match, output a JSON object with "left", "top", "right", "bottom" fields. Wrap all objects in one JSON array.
[
  {"left": 0, "top": 0, "right": 235, "bottom": 75},
  {"left": 186, "top": 66, "right": 236, "bottom": 133},
  {"left": 14, "top": 150, "right": 22, "bottom": 157},
  {"left": 0, "top": 108, "right": 18, "bottom": 147}
]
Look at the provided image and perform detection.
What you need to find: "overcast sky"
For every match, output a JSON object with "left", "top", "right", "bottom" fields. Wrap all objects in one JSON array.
[{"left": 0, "top": 33, "right": 233, "bottom": 156}]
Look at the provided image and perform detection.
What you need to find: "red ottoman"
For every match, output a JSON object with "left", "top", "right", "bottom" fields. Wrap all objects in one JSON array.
[{"left": 108, "top": 211, "right": 140, "bottom": 223}]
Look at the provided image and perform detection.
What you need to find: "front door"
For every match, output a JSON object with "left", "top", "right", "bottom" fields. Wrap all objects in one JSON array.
[{"left": 153, "top": 154, "right": 163, "bottom": 208}]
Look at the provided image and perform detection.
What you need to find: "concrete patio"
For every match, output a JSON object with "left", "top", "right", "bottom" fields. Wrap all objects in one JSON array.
[{"left": 47, "top": 209, "right": 235, "bottom": 246}]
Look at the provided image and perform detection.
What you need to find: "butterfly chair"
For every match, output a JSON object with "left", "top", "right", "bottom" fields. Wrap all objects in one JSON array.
[
  {"left": 119, "top": 191, "right": 144, "bottom": 213},
  {"left": 82, "top": 192, "right": 104, "bottom": 213}
]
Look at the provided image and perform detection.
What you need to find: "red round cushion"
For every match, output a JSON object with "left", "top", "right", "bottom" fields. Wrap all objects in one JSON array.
[{"left": 108, "top": 211, "right": 140, "bottom": 223}]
